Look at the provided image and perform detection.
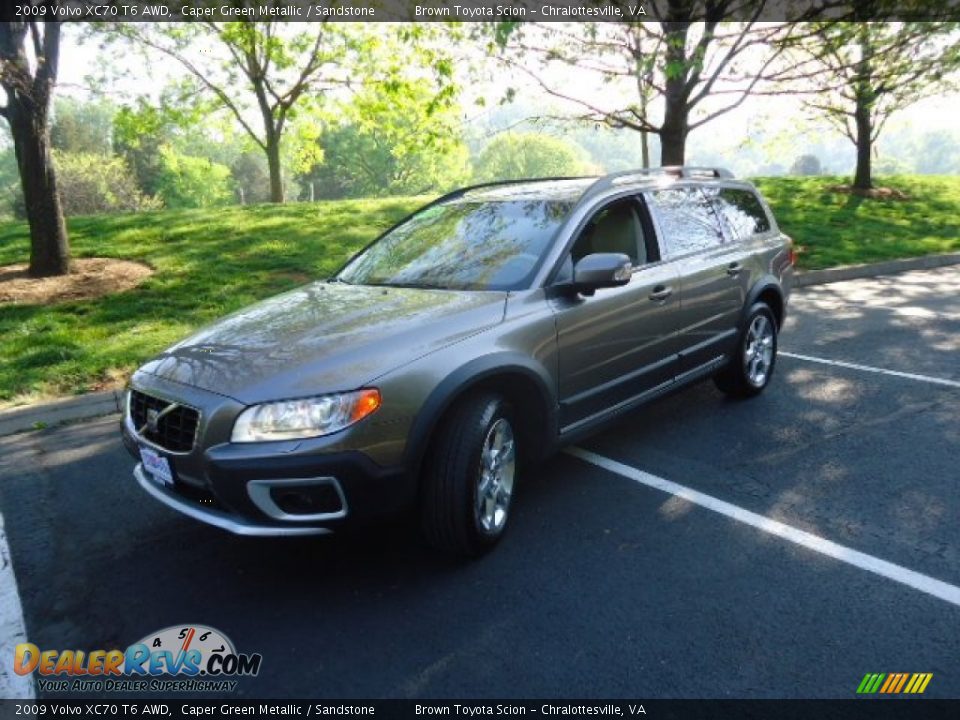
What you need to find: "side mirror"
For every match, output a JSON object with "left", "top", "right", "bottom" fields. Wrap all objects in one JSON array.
[{"left": 572, "top": 253, "right": 633, "bottom": 295}]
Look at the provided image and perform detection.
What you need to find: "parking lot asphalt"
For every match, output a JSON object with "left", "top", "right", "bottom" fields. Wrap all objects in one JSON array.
[{"left": 1, "top": 267, "right": 958, "bottom": 699}]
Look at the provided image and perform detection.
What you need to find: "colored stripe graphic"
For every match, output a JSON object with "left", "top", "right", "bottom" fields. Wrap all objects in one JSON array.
[
  {"left": 879, "top": 674, "right": 897, "bottom": 693},
  {"left": 857, "top": 672, "right": 933, "bottom": 694},
  {"left": 860, "top": 673, "right": 886, "bottom": 694},
  {"left": 894, "top": 674, "right": 910, "bottom": 693}
]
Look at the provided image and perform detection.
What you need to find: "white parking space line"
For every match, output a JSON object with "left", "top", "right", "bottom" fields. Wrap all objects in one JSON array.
[
  {"left": 0, "top": 510, "right": 35, "bottom": 699},
  {"left": 779, "top": 351, "right": 960, "bottom": 389},
  {"left": 566, "top": 447, "right": 960, "bottom": 609}
]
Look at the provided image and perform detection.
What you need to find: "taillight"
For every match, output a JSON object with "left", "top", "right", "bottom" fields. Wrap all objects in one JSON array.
[{"left": 786, "top": 236, "right": 797, "bottom": 266}]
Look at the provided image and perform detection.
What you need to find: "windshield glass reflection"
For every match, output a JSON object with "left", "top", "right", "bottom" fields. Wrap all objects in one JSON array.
[{"left": 337, "top": 199, "right": 573, "bottom": 291}]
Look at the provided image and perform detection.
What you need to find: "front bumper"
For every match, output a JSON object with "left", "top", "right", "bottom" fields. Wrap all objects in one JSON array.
[
  {"left": 133, "top": 464, "right": 332, "bottom": 537},
  {"left": 122, "top": 378, "right": 412, "bottom": 537}
]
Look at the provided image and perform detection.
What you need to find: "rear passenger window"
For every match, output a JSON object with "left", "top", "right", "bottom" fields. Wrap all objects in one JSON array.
[
  {"left": 712, "top": 188, "right": 771, "bottom": 238},
  {"left": 649, "top": 188, "right": 725, "bottom": 257}
]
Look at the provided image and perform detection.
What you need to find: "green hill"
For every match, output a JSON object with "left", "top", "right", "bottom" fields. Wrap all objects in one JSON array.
[{"left": 0, "top": 175, "right": 957, "bottom": 404}]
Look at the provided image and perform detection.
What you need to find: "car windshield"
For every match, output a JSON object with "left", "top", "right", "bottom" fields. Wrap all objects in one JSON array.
[{"left": 336, "top": 198, "right": 574, "bottom": 291}]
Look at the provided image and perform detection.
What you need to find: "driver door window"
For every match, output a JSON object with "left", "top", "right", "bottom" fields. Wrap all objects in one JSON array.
[{"left": 571, "top": 199, "right": 646, "bottom": 266}]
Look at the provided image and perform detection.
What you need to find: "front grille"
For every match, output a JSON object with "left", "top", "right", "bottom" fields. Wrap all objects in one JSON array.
[{"left": 129, "top": 390, "right": 199, "bottom": 453}]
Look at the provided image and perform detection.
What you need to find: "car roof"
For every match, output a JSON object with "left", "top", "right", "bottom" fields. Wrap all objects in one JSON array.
[{"left": 448, "top": 167, "right": 747, "bottom": 207}]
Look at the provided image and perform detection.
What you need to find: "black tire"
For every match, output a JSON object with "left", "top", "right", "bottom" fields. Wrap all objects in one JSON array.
[
  {"left": 714, "top": 303, "right": 779, "bottom": 398},
  {"left": 420, "top": 393, "right": 518, "bottom": 558}
]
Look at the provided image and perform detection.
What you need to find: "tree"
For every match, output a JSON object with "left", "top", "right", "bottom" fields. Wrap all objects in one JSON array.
[
  {"left": 113, "top": 102, "right": 172, "bottom": 199},
  {"left": 490, "top": 3, "right": 828, "bottom": 166},
  {"left": 909, "top": 130, "right": 960, "bottom": 175},
  {"left": 112, "top": 93, "right": 244, "bottom": 199},
  {"left": 231, "top": 150, "right": 271, "bottom": 204},
  {"left": 106, "top": 22, "right": 451, "bottom": 204},
  {"left": 105, "top": 22, "right": 344, "bottom": 202},
  {"left": 794, "top": 19, "right": 960, "bottom": 189},
  {"left": 51, "top": 97, "right": 114, "bottom": 156},
  {"left": 790, "top": 154, "right": 822, "bottom": 176},
  {"left": 474, "top": 133, "right": 591, "bottom": 182},
  {"left": 302, "top": 79, "right": 470, "bottom": 199},
  {"left": 154, "top": 147, "right": 233, "bottom": 209},
  {"left": 0, "top": 12, "right": 70, "bottom": 276}
]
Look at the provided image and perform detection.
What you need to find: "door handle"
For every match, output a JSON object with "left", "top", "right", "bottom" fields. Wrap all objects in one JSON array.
[
  {"left": 726, "top": 262, "right": 743, "bottom": 277},
  {"left": 649, "top": 285, "right": 673, "bottom": 302}
]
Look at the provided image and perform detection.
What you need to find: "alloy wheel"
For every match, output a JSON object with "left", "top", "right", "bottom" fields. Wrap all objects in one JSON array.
[
  {"left": 743, "top": 314, "right": 775, "bottom": 388},
  {"left": 475, "top": 418, "right": 516, "bottom": 534}
]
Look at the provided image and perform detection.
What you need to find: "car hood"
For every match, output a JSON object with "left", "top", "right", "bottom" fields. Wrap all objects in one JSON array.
[{"left": 137, "top": 282, "right": 507, "bottom": 404}]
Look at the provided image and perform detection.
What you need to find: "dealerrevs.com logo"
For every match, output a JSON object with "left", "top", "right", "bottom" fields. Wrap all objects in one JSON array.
[{"left": 14, "top": 624, "right": 262, "bottom": 693}]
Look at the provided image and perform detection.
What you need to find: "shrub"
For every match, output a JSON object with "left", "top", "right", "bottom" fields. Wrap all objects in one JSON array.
[{"left": 53, "top": 151, "right": 162, "bottom": 217}]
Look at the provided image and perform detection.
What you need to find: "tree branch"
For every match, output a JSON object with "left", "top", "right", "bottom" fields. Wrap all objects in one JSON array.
[
  {"left": 122, "top": 27, "right": 267, "bottom": 151},
  {"left": 501, "top": 56, "right": 660, "bottom": 134}
]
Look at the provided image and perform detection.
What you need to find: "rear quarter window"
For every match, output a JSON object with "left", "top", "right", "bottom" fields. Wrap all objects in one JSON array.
[{"left": 712, "top": 188, "right": 772, "bottom": 239}]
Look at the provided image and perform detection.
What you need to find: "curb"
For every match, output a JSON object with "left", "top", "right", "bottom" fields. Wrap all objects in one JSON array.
[
  {"left": 0, "top": 509, "right": 35, "bottom": 699},
  {"left": 1, "top": 253, "right": 958, "bottom": 438},
  {"left": 0, "top": 390, "right": 123, "bottom": 438},
  {"left": 794, "top": 251, "right": 960, "bottom": 288}
]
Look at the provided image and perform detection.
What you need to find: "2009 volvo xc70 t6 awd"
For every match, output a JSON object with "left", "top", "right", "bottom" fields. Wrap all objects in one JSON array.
[{"left": 123, "top": 166, "right": 794, "bottom": 556}]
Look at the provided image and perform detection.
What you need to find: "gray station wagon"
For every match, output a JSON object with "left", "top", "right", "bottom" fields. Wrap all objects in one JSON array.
[{"left": 122, "top": 166, "right": 794, "bottom": 557}]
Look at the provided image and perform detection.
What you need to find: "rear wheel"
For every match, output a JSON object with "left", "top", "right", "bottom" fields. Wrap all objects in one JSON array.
[
  {"left": 714, "top": 303, "right": 778, "bottom": 398},
  {"left": 420, "top": 394, "right": 517, "bottom": 558}
]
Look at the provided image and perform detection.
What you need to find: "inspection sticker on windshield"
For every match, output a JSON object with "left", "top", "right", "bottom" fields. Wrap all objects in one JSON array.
[{"left": 141, "top": 446, "right": 173, "bottom": 486}]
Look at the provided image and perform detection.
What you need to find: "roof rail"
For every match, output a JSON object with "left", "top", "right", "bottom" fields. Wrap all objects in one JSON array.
[
  {"left": 436, "top": 175, "right": 594, "bottom": 204},
  {"left": 578, "top": 166, "right": 734, "bottom": 204}
]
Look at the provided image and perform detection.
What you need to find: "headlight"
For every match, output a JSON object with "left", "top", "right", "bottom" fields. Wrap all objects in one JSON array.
[{"left": 231, "top": 389, "right": 381, "bottom": 443}]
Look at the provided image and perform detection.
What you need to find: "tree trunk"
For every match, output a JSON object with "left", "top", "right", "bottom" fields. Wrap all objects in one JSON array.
[
  {"left": 253, "top": 74, "right": 285, "bottom": 204},
  {"left": 659, "top": 22, "right": 690, "bottom": 167},
  {"left": 853, "top": 97, "right": 872, "bottom": 190},
  {"left": 1, "top": 19, "right": 70, "bottom": 277},
  {"left": 266, "top": 137, "right": 284, "bottom": 203},
  {"left": 14, "top": 114, "right": 70, "bottom": 276},
  {"left": 641, "top": 131, "right": 650, "bottom": 169},
  {"left": 659, "top": 113, "right": 687, "bottom": 166},
  {"left": 852, "top": 24, "right": 874, "bottom": 191}
]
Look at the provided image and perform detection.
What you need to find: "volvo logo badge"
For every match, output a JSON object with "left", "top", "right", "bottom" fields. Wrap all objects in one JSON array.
[{"left": 139, "top": 403, "right": 179, "bottom": 437}]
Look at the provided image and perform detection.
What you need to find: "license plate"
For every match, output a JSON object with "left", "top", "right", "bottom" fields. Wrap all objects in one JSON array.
[{"left": 140, "top": 446, "right": 173, "bottom": 486}]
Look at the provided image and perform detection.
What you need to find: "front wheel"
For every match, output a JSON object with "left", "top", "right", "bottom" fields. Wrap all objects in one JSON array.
[
  {"left": 420, "top": 394, "right": 517, "bottom": 558},
  {"left": 714, "top": 303, "right": 778, "bottom": 398}
]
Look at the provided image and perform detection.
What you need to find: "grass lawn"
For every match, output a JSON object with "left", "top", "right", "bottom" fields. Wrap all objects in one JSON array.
[
  {"left": 0, "top": 175, "right": 958, "bottom": 404},
  {"left": 0, "top": 197, "right": 424, "bottom": 405},
  {"left": 755, "top": 175, "right": 960, "bottom": 269}
]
